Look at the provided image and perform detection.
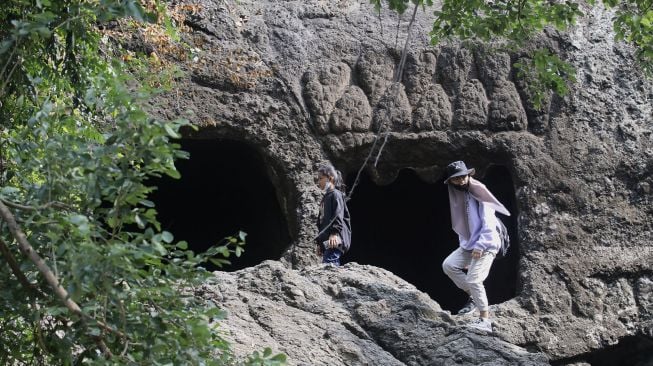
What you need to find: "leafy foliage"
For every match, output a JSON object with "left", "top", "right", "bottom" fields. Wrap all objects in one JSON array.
[
  {"left": 370, "top": 0, "right": 433, "bottom": 14},
  {"left": 0, "top": 0, "right": 284, "bottom": 365},
  {"left": 606, "top": 0, "right": 653, "bottom": 75},
  {"left": 371, "top": 0, "right": 653, "bottom": 109},
  {"left": 246, "top": 348, "right": 288, "bottom": 366},
  {"left": 513, "top": 49, "right": 576, "bottom": 109},
  {"left": 430, "top": 0, "right": 582, "bottom": 42}
]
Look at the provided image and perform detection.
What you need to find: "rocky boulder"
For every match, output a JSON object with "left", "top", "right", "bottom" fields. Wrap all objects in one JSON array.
[{"left": 201, "top": 261, "right": 550, "bottom": 365}]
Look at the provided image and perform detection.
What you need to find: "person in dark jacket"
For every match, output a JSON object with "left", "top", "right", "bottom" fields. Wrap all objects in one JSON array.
[{"left": 315, "top": 163, "right": 351, "bottom": 266}]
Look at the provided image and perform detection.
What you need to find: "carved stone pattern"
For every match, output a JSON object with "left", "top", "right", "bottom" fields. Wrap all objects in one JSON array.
[
  {"left": 373, "top": 83, "right": 412, "bottom": 132},
  {"left": 302, "top": 62, "right": 351, "bottom": 134},
  {"left": 412, "top": 84, "right": 452, "bottom": 131},
  {"left": 475, "top": 51, "right": 528, "bottom": 131},
  {"left": 329, "top": 86, "right": 372, "bottom": 133},
  {"left": 356, "top": 52, "right": 394, "bottom": 106},
  {"left": 453, "top": 79, "right": 488, "bottom": 130},
  {"left": 403, "top": 51, "right": 438, "bottom": 107},
  {"left": 436, "top": 47, "right": 474, "bottom": 96},
  {"left": 488, "top": 80, "right": 528, "bottom": 131},
  {"left": 301, "top": 48, "right": 536, "bottom": 134}
]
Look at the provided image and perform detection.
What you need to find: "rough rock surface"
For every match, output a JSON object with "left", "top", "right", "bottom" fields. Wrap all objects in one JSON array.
[
  {"left": 148, "top": 0, "right": 653, "bottom": 364},
  {"left": 201, "top": 261, "right": 550, "bottom": 365}
]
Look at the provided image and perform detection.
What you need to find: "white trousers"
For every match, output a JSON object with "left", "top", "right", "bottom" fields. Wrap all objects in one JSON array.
[{"left": 442, "top": 247, "right": 495, "bottom": 312}]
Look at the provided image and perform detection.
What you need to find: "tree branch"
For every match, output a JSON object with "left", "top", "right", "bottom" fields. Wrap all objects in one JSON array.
[
  {"left": 0, "top": 58, "right": 20, "bottom": 99},
  {"left": 0, "top": 41, "right": 18, "bottom": 86},
  {"left": 0, "top": 200, "right": 126, "bottom": 356},
  {"left": 0, "top": 235, "right": 42, "bottom": 295},
  {"left": 0, "top": 201, "right": 81, "bottom": 314},
  {"left": 0, "top": 199, "right": 70, "bottom": 211},
  {"left": 395, "top": 2, "right": 419, "bottom": 83}
]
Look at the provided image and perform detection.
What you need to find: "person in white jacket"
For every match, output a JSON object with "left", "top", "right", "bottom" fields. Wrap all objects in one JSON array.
[{"left": 441, "top": 160, "right": 510, "bottom": 333}]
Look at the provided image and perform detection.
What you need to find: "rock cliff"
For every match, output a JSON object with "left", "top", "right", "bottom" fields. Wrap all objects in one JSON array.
[{"left": 146, "top": 0, "right": 653, "bottom": 364}]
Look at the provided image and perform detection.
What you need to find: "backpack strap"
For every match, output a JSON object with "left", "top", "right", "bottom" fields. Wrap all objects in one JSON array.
[{"left": 495, "top": 218, "right": 510, "bottom": 258}]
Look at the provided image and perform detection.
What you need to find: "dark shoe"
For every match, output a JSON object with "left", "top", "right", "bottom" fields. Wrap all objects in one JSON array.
[{"left": 457, "top": 297, "right": 477, "bottom": 315}]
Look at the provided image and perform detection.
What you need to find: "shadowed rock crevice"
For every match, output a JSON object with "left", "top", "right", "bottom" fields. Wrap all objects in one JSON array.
[
  {"left": 149, "top": 139, "right": 291, "bottom": 271},
  {"left": 550, "top": 335, "right": 653, "bottom": 366},
  {"left": 344, "top": 167, "right": 519, "bottom": 312}
]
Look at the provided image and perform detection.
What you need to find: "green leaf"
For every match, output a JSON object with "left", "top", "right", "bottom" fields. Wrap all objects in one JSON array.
[
  {"left": 176, "top": 240, "right": 188, "bottom": 250},
  {"left": 135, "top": 214, "right": 145, "bottom": 228},
  {"left": 271, "top": 354, "right": 287, "bottom": 362},
  {"left": 164, "top": 123, "right": 180, "bottom": 138},
  {"left": 0, "top": 40, "right": 13, "bottom": 55},
  {"left": 209, "top": 257, "right": 231, "bottom": 267},
  {"left": 0, "top": 186, "right": 20, "bottom": 195},
  {"left": 166, "top": 168, "right": 181, "bottom": 179},
  {"left": 642, "top": 11, "right": 653, "bottom": 27},
  {"left": 126, "top": 0, "right": 146, "bottom": 21},
  {"left": 152, "top": 241, "right": 167, "bottom": 256},
  {"left": 140, "top": 199, "right": 155, "bottom": 207},
  {"left": 68, "top": 214, "right": 89, "bottom": 226},
  {"left": 105, "top": 134, "right": 118, "bottom": 145},
  {"left": 161, "top": 231, "right": 174, "bottom": 243}
]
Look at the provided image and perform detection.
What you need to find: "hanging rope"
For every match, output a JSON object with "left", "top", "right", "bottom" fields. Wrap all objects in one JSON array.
[{"left": 346, "top": 2, "right": 421, "bottom": 201}]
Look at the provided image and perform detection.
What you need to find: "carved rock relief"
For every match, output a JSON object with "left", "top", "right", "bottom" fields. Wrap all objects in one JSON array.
[
  {"left": 329, "top": 86, "right": 372, "bottom": 133},
  {"left": 413, "top": 84, "right": 452, "bottom": 131},
  {"left": 373, "top": 83, "right": 412, "bottom": 132},
  {"left": 301, "top": 46, "right": 540, "bottom": 136},
  {"left": 476, "top": 51, "right": 528, "bottom": 131},
  {"left": 488, "top": 79, "right": 529, "bottom": 131},
  {"left": 302, "top": 62, "right": 351, "bottom": 134},
  {"left": 403, "top": 51, "right": 438, "bottom": 106},
  {"left": 453, "top": 79, "right": 489, "bottom": 130},
  {"left": 355, "top": 51, "right": 395, "bottom": 106},
  {"left": 436, "top": 46, "right": 474, "bottom": 96},
  {"left": 476, "top": 50, "right": 512, "bottom": 85}
]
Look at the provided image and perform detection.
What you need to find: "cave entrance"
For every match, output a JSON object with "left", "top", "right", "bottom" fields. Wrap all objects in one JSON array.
[
  {"left": 149, "top": 139, "right": 291, "bottom": 271},
  {"left": 345, "top": 166, "right": 519, "bottom": 312}
]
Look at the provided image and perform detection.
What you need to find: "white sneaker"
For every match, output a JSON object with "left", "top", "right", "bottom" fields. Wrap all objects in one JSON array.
[{"left": 467, "top": 317, "right": 492, "bottom": 333}]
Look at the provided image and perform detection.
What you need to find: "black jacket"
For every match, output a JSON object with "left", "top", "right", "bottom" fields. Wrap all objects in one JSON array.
[{"left": 316, "top": 188, "right": 351, "bottom": 252}]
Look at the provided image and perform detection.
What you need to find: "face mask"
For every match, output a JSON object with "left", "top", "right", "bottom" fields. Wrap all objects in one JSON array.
[
  {"left": 451, "top": 183, "right": 469, "bottom": 192},
  {"left": 322, "top": 181, "right": 332, "bottom": 193}
]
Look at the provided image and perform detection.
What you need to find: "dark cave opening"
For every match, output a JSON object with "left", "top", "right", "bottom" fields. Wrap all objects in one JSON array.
[
  {"left": 551, "top": 335, "right": 653, "bottom": 366},
  {"left": 149, "top": 139, "right": 291, "bottom": 271},
  {"left": 344, "top": 166, "right": 519, "bottom": 312}
]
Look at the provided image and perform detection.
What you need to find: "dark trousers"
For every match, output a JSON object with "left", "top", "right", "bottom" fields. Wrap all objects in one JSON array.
[{"left": 322, "top": 248, "right": 342, "bottom": 266}]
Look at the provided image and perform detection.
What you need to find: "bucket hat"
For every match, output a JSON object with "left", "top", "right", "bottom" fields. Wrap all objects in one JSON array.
[{"left": 444, "top": 160, "right": 475, "bottom": 184}]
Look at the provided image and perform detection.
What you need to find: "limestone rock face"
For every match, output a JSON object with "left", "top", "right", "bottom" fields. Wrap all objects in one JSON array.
[{"left": 148, "top": 0, "right": 653, "bottom": 364}]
